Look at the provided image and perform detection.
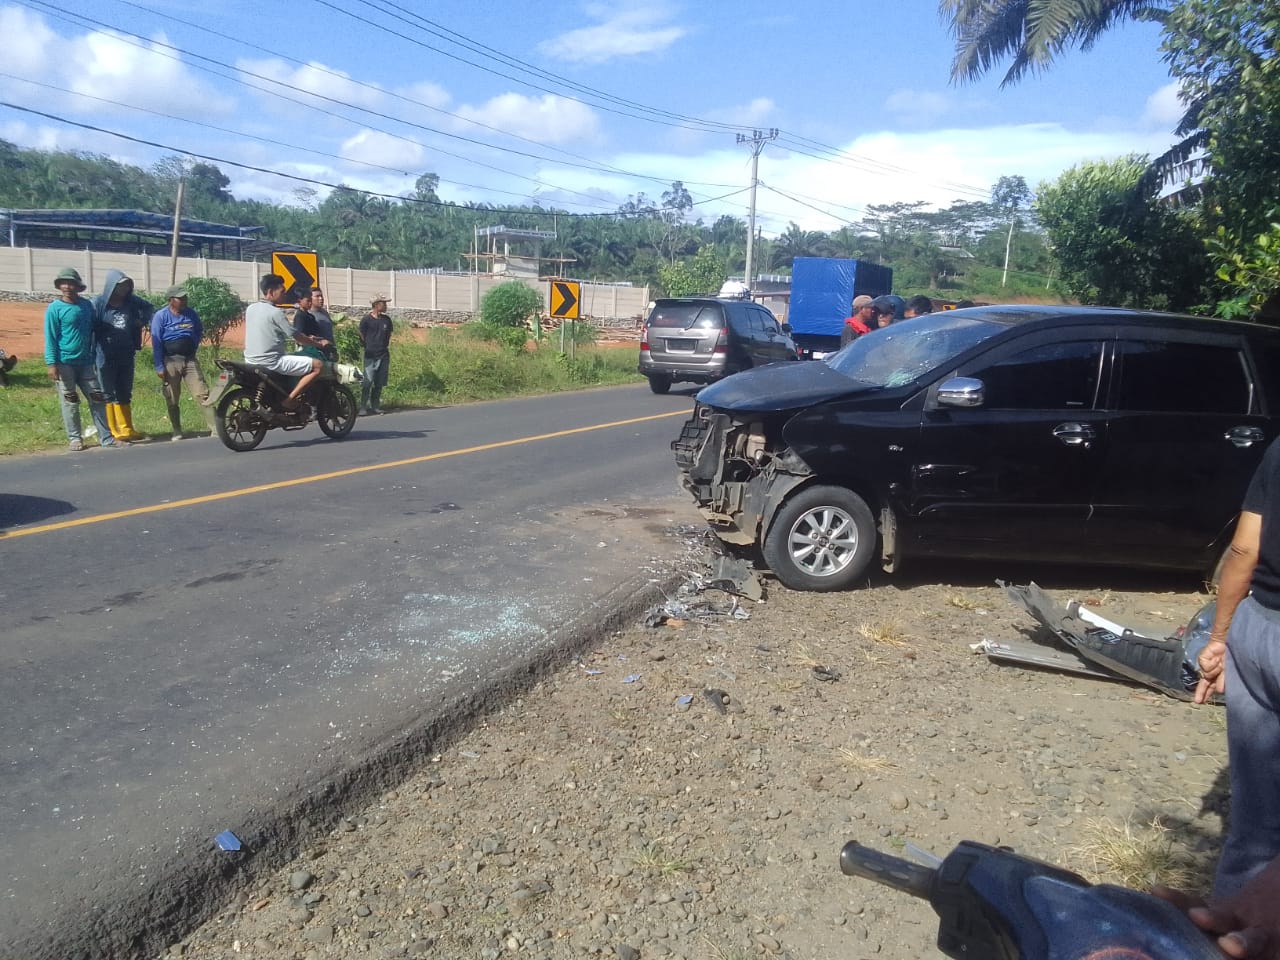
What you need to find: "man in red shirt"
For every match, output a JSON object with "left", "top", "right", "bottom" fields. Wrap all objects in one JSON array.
[{"left": 840, "top": 295, "right": 876, "bottom": 347}]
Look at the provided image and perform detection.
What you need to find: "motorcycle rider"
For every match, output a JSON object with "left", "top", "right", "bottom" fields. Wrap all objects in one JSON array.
[{"left": 243, "top": 274, "right": 329, "bottom": 409}]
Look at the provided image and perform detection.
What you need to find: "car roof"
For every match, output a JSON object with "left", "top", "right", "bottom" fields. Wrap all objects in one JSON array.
[
  {"left": 652, "top": 297, "right": 740, "bottom": 305},
  {"left": 949, "top": 304, "right": 1280, "bottom": 339}
]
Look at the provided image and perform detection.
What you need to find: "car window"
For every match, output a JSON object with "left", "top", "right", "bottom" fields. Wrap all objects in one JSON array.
[
  {"left": 1247, "top": 342, "right": 1280, "bottom": 413},
  {"left": 726, "top": 305, "right": 753, "bottom": 336},
  {"left": 969, "top": 340, "right": 1104, "bottom": 410},
  {"left": 1114, "top": 340, "right": 1250, "bottom": 414},
  {"left": 649, "top": 303, "right": 723, "bottom": 330},
  {"left": 753, "top": 307, "right": 780, "bottom": 334},
  {"left": 825, "top": 313, "right": 1008, "bottom": 388}
]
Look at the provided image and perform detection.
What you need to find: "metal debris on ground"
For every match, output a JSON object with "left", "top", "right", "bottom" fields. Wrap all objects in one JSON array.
[
  {"left": 214, "top": 830, "right": 243, "bottom": 852},
  {"left": 622, "top": 674, "right": 642, "bottom": 684},
  {"left": 642, "top": 528, "right": 764, "bottom": 627},
  {"left": 811, "top": 666, "right": 841, "bottom": 682},
  {"left": 981, "top": 581, "right": 1221, "bottom": 704},
  {"left": 708, "top": 553, "right": 765, "bottom": 601}
]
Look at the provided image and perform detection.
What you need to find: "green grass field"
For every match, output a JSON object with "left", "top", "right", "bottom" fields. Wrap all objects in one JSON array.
[{"left": 0, "top": 328, "right": 642, "bottom": 455}]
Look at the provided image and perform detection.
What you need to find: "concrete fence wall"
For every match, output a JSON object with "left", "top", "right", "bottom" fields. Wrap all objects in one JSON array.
[{"left": 0, "top": 247, "right": 650, "bottom": 321}]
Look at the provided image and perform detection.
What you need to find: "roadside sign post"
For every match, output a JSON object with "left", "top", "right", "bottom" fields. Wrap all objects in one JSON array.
[
  {"left": 549, "top": 279, "right": 581, "bottom": 358},
  {"left": 271, "top": 251, "right": 319, "bottom": 307}
]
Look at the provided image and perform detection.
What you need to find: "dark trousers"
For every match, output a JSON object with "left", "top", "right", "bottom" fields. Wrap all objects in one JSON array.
[{"left": 97, "top": 351, "right": 136, "bottom": 404}]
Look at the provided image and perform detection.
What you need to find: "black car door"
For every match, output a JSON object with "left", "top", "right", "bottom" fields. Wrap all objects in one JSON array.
[
  {"left": 905, "top": 329, "right": 1111, "bottom": 562},
  {"left": 1090, "top": 332, "right": 1271, "bottom": 567},
  {"left": 751, "top": 306, "right": 793, "bottom": 363}
]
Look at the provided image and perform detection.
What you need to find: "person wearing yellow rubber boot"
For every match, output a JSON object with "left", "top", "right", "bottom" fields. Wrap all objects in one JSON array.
[{"left": 92, "top": 268, "right": 151, "bottom": 442}]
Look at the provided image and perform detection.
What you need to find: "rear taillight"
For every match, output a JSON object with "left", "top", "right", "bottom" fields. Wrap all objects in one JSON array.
[
  {"left": 640, "top": 326, "right": 649, "bottom": 351},
  {"left": 712, "top": 327, "right": 728, "bottom": 355}
]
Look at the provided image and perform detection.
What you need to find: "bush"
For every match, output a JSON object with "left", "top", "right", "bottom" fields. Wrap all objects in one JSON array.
[
  {"left": 331, "top": 312, "right": 363, "bottom": 363},
  {"left": 463, "top": 319, "right": 529, "bottom": 352},
  {"left": 480, "top": 281, "right": 541, "bottom": 328},
  {"left": 183, "top": 277, "right": 246, "bottom": 356}
]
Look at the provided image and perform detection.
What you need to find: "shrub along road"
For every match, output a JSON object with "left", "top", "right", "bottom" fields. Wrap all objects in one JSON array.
[{"left": 0, "top": 383, "right": 702, "bottom": 959}]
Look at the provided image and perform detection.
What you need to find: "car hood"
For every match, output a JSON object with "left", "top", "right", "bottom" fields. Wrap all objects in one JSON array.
[{"left": 695, "top": 361, "right": 866, "bottom": 413}]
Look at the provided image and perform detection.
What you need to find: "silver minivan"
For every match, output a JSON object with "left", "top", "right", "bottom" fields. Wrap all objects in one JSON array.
[{"left": 638, "top": 297, "right": 797, "bottom": 394}]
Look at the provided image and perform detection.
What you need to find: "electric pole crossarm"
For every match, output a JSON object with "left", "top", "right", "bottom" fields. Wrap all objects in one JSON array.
[{"left": 735, "top": 128, "right": 778, "bottom": 291}]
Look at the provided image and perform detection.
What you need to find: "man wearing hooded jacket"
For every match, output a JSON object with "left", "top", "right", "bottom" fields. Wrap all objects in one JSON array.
[{"left": 92, "top": 268, "right": 152, "bottom": 441}]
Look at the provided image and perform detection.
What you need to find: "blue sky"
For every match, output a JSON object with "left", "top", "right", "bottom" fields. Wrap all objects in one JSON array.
[{"left": 0, "top": 0, "right": 1183, "bottom": 235}]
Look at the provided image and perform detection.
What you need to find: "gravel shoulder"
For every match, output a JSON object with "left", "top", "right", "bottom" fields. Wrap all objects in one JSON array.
[{"left": 165, "top": 535, "right": 1230, "bottom": 960}]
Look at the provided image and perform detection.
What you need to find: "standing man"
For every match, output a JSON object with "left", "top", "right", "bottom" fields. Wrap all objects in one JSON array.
[
  {"left": 92, "top": 268, "right": 151, "bottom": 442},
  {"left": 840, "top": 295, "right": 876, "bottom": 347},
  {"left": 358, "top": 295, "right": 393, "bottom": 415},
  {"left": 151, "top": 284, "right": 215, "bottom": 440},
  {"left": 1196, "top": 438, "right": 1280, "bottom": 905},
  {"left": 309, "top": 287, "right": 338, "bottom": 360},
  {"left": 44, "top": 267, "right": 115, "bottom": 451},
  {"left": 243, "top": 274, "right": 326, "bottom": 408}
]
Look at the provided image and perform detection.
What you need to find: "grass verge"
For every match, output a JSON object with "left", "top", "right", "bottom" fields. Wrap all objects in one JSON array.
[{"left": 0, "top": 328, "right": 642, "bottom": 455}]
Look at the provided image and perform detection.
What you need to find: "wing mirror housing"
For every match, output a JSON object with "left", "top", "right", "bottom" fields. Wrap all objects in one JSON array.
[{"left": 937, "top": 376, "right": 985, "bottom": 408}]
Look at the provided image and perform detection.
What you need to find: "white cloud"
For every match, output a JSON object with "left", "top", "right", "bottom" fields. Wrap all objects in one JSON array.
[
  {"left": 884, "top": 89, "right": 954, "bottom": 126},
  {"left": 0, "top": 5, "right": 233, "bottom": 120},
  {"left": 456, "top": 94, "right": 600, "bottom": 144},
  {"left": 236, "top": 57, "right": 386, "bottom": 113},
  {"left": 398, "top": 81, "right": 451, "bottom": 111},
  {"left": 340, "top": 129, "right": 426, "bottom": 172},
  {"left": 539, "top": 4, "right": 687, "bottom": 65},
  {"left": 1141, "top": 82, "right": 1186, "bottom": 130}
]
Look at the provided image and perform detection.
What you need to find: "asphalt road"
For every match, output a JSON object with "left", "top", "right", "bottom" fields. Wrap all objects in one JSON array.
[{"left": 0, "top": 383, "right": 701, "bottom": 959}]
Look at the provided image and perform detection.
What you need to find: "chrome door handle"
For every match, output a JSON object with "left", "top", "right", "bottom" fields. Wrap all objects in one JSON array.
[
  {"left": 1053, "top": 422, "right": 1096, "bottom": 447},
  {"left": 1226, "top": 426, "right": 1265, "bottom": 448}
]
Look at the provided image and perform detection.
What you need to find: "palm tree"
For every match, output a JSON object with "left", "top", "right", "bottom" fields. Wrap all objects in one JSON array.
[
  {"left": 942, "top": 0, "right": 1170, "bottom": 87},
  {"left": 941, "top": 0, "right": 1202, "bottom": 193}
]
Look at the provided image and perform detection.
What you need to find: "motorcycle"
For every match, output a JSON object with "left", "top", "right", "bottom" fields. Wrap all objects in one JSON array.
[
  {"left": 841, "top": 839, "right": 1220, "bottom": 959},
  {"left": 207, "top": 358, "right": 360, "bottom": 452}
]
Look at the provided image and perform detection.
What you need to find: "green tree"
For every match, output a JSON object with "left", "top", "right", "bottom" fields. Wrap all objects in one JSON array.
[
  {"left": 991, "top": 175, "right": 1032, "bottom": 287},
  {"left": 479, "top": 281, "right": 542, "bottom": 328},
  {"left": 1162, "top": 0, "right": 1280, "bottom": 254},
  {"left": 182, "top": 277, "right": 246, "bottom": 356},
  {"left": 659, "top": 246, "right": 725, "bottom": 296},
  {"left": 1035, "top": 155, "right": 1207, "bottom": 309},
  {"left": 942, "top": 0, "right": 1169, "bottom": 87}
]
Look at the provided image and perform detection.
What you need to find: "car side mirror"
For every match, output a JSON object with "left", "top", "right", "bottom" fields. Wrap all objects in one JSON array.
[
  {"left": 937, "top": 376, "right": 985, "bottom": 408},
  {"left": 781, "top": 323, "right": 792, "bottom": 335}
]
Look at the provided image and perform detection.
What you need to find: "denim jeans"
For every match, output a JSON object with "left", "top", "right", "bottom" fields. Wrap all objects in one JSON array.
[
  {"left": 362, "top": 354, "right": 388, "bottom": 410},
  {"left": 1214, "top": 595, "right": 1280, "bottom": 899},
  {"left": 53, "top": 364, "right": 113, "bottom": 445},
  {"left": 97, "top": 351, "right": 136, "bottom": 404}
]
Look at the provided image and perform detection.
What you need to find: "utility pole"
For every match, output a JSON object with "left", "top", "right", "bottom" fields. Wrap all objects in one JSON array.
[
  {"left": 736, "top": 128, "right": 777, "bottom": 291},
  {"left": 169, "top": 178, "right": 185, "bottom": 285}
]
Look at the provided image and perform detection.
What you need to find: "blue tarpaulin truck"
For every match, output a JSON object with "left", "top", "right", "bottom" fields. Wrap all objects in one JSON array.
[{"left": 785, "top": 257, "right": 893, "bottom": 359}]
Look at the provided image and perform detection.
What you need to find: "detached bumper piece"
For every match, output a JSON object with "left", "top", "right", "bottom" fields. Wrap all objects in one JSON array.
[{"left": 985, "top": 581, "right": 1220, "bottom": 704}]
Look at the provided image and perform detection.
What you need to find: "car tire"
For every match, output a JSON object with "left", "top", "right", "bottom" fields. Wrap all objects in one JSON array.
[
  {"left": 762, "top": 485, "right": 876, "bottom": 592},
  {"left": 648, "top": 374, "right": 672, "bottom": 395}
]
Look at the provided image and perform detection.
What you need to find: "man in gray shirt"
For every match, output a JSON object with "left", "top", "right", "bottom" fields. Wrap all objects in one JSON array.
[{"left": 244, "top": 274, "right": 328, "bottom": 408}]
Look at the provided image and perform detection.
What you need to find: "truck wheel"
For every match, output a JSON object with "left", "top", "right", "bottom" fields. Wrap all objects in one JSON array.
[
  {"left": 648, "top": 374, "right": 672, "bottom": 394},
  {"left": 762, "top": 486, "right": 876, "bottom": 592}
]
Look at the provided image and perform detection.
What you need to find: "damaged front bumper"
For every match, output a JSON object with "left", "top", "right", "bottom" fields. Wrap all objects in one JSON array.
[
  {"left": 988, "top": 581, "right": 1220, "bottom": 704},
  {"left": 671, "top": 406, "right": 811, "bottom": 547}
]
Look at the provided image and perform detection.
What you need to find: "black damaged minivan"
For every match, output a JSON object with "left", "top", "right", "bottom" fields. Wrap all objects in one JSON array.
[{"left": 672, "top": 305, "right": 1280, "bottom": 591}]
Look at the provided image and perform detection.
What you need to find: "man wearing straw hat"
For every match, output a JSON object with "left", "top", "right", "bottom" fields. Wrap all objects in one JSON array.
[
  {"left": 358, "top": 294, "right": 393, "bottom": 415},
  {"left": 44, "top": 267, "right": 115, "bottom": 451}
]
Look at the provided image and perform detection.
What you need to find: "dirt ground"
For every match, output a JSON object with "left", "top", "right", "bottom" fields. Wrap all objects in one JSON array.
[{"left": 164, "top": 531, "right": 1229, "bottom": 960}]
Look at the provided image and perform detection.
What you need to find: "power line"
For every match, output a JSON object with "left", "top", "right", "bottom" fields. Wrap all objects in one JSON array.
[
  {"left": 0, "top": 100, "right": 652, "bottom": 219},
  {"left": 20, "top": 0, "right": 742, "bottom": 203},
  {"left": 106, "top": 0, "right": 740, "bottom": 191}
]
